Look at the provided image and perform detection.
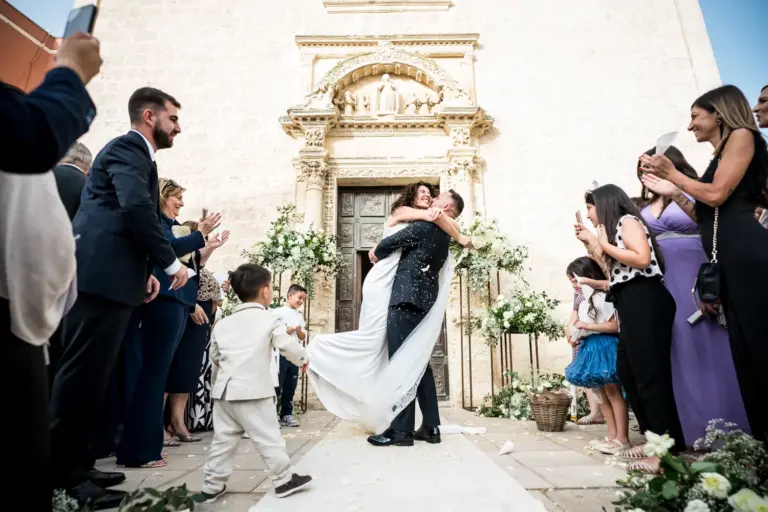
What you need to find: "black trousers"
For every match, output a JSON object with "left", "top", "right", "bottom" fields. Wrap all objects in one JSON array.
[
  {"left": 387, "top": 303, "right": 440, "bottom": 433},
  {"left": 276, "top": 356, "right": 299, "bottom": 417},
  {"left": 612, "top": 277, "right": 685, "bottom": 452},
  {"left": 0, "top": 298, "right": 51, "bottom": 511},
  {"left": 50, "top": 293, "right": 133, "bottom": 488}
]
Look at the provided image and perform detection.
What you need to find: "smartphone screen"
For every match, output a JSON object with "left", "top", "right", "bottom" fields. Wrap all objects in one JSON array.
[{"left": 63, "top": 5, "right": 98, "bottom": 38}]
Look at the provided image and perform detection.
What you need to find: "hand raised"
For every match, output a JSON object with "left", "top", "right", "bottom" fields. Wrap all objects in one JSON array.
[
  {"left": 199, "top": 212, "right": 223, "bottom": 236},
  {"left": 640, "top": 173, "right": 678, "bottom": 197},
  {"left": 639, "top": 154, "right": 675, "bottom": 180},
  {"left": 55, "top": 33, "right": 102, "bottom": 85},
  {"left": 596, "top": 225, "right": 609, "bottom": 247}
]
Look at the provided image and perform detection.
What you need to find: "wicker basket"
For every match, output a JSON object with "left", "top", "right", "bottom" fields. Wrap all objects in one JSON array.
[{"left": 530, "top": 391, "right": 572, "bottom": 432}]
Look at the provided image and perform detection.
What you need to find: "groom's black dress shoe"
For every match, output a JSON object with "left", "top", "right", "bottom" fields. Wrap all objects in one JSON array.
[
  {"left": 367, "top": 429, "right": 414, "bottom": 447},
  {"left": 414, "top": 425, "right": 441, "bottom": 444},
  {"left": 88, "top": 468, "right": 126, "bottom": 488}
]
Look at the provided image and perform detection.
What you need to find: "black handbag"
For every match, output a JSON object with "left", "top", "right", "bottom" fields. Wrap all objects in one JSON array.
[{"left": 694, "top": 207, "right": 721, "bottom": 304}]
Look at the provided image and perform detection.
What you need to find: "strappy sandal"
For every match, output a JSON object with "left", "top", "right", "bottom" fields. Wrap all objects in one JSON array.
[
  {"left": 596, "top": 439, "right": 632, "bottom": 455},
  {"left": 588, "top": 436, "right": 610, "bottom": 448},
  {"left": 163, "top": 437, "right": 181, "bottom": 447},
  {"left": 619, "top": 445, "right": 647, "bottom": 459},
  {"left": 168, "top": 427, "right": 202, "bottom": 443},
  {"left": 627, "top": 458, "right": 661, "bottom": 474},
  {"left": 174, "top": 433, "right": 202, "bottom": 443},
  {"left": 577, "top": 415, "right": 605, "bottom": 426},
  {"left": 139, "top": 459, "right": 167, "bottom": 469}
]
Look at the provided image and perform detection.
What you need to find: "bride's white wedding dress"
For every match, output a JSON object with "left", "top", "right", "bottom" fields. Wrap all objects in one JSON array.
[{"left": 307, "top": 222, "right": 454, "bottom": 434}]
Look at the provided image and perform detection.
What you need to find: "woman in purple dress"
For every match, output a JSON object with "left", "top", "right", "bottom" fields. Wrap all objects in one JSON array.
[{"left": 635, "top": 146, "right": 749, "bottom": 447}]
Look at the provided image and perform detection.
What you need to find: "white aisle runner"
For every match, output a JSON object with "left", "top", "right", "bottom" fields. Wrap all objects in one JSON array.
[{"left": 250, "top": 421, "right": 546, "bottom": 512}]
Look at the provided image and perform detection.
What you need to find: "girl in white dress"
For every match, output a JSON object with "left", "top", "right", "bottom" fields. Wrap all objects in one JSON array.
[{"left": 307, "top": 182, "right": 470, "bottom": 434}]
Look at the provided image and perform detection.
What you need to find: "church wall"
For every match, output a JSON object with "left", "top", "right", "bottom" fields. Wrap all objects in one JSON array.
[{"left": 78, "top": 0, "right": 720, "bottom": 404}]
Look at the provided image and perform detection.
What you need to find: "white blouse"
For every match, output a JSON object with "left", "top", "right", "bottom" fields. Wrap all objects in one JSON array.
[{"left": 609, "top": 214, "right": 663, "bottom": 287}]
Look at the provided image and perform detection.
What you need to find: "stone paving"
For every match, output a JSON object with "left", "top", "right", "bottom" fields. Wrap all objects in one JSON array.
[{"left": 97, "top": 407, "right": 643, "bottom": 511}]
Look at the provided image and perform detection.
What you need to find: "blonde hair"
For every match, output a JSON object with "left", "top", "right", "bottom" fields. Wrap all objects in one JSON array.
[
  {"left": 158, "top": 178, "right": 185, "bottom": 208},
  {"left": 692, "top": 85, "right": 759, "bottom": 154}
]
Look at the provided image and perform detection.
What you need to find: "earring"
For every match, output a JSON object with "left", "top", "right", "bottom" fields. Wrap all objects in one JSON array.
[{"left": 717, "top": 118, "right": 722, "bottom": 125}]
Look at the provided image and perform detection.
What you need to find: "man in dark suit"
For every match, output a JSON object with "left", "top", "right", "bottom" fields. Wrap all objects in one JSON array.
[
  {"left": 48, "top": 142, "right": 92, "bottom": 389},
  {"left": 50, "top": 87, "right": 190, "bottom": 509},
  {"left": 0, "top": 33, "right": 101, "bottom": 512},
  {"left": 53, "top": 141, "right": 92, "bottom": 220},
  {"left": 367, "top": 189, "right": 464, "bottom": 447}
]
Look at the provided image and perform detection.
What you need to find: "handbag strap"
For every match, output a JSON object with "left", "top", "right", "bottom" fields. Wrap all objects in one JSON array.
[{"left": 711, "top": 207, "right": 719, "bottom": 263}]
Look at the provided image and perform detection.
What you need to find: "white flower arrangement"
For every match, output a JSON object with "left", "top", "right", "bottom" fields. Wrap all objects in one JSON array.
[
  {"left": 449, "top": 215, "right": 528, "bottom": 291},
  {"left": 475, "top": 371, "right": 583, "bottom": 420},
  {"left": 615, "top": 420, "right": 768, "bottom": 511},
  {"left": 473, "top": 289, "right": 564, "bottom": 345},
  {"left": 246, "top": 204, "right": 341, "bottom": 298}
]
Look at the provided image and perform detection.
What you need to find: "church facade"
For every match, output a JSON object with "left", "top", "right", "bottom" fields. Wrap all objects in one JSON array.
[{"left": 75, "top": 0, "right": 720, "bottom": 408}]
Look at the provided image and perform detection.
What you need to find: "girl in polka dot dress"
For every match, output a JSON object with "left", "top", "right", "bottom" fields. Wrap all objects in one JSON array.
[{"left": 575, "top": 184, "right": 684, "bottom": 474}]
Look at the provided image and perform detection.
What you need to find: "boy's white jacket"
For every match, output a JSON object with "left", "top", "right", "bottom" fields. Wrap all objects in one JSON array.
[{"left": 210, "top": 303, "right": 308, "bottom": 401}]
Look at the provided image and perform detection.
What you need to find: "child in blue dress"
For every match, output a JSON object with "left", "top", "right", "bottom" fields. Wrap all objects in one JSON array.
[{"left": 564, "top": 256, "right": 630, "bottom": 455}]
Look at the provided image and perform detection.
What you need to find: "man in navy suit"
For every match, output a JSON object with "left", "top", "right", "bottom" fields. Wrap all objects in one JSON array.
[
  {"left": 53, "top": 141, "right": 92, "bottom": 220},
  {"left": 1, "top": 33, "right": 101, "bottom": 512},
  {"left": 50, "top": 87, "right": 190, "bottom": 509}
]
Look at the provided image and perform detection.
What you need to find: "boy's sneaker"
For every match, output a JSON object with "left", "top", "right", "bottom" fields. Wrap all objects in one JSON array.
[
  {"left": 201, "top": 485, "right": 226, "bottom": 503},
  {"left": 274, "top": 474, "right": 312, "bottom": 498},
  {"left": 280, "top": 415, "right": 300, "bottom": 427}
]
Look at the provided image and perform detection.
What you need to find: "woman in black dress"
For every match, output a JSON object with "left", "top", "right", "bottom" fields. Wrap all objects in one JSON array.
[{"left": 641, "top": 85, "right": 768, "bottom": 445}]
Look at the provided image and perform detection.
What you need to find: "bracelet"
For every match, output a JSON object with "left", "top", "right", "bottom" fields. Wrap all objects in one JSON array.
[{"left": 588, "top": 244, "right": 598, "bottom": 255}]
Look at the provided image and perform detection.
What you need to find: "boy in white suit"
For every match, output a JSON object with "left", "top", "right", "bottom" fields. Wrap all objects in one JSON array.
[{"left": 201, "top": 263, "right": 312, "bottom": 502}]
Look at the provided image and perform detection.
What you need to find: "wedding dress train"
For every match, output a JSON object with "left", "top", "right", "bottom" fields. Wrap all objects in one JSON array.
[{"left": 307, "top": 223, "right": 454, "bottom": 434}]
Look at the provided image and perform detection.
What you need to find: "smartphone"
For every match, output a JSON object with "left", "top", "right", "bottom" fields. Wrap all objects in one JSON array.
[
  {"left": 202, "top": 208, "right": 209, "bottom": 219},
  {"left": 575, "top": 211, "right": 583, "bottom": 225},
  {"left": 63, "top": 5, "right": 99, "bottom": 38}
]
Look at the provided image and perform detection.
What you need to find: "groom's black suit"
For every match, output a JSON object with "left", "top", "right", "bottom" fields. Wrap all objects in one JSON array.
[{"left": 373, "top": 220, "right": 449, "bottom": 433}]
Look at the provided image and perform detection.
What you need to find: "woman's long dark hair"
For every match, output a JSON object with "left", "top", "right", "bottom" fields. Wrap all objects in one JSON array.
[
  {"left": 390, "top": 181, "right": 436, "bottom": 213},
  {"left": 566, "top": 256, "right": 605, "bottom": 321},
  {"left": 635, "top": 145, "right": 699, "bottom": 212},
  {"left": 585, "top": 184, "right": 665, "bottom": 272}
]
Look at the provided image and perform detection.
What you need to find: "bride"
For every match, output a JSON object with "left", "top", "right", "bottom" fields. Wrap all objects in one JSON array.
[{"left": 307, "top": 182, "right": 470, "bottom": 434}]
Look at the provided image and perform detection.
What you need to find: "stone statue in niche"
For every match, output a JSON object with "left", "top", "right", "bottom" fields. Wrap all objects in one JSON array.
[
  {"left": 426, "top": 93, "right": 440, "bottom": 113},
  {"left": 376, "top": 74, "right": 399, "bottom": 115},
  {"left": 334, "top": 90, "right": 357, "bottom": 115},
  {"left": 361, "top": 95, "right": 371, "bottom": 113},
  {"left": 405, "top": 93, "right": 419, "bottom": 115},
  {"left": 419, "top": 93, "right": 432, "bottom": 115}
]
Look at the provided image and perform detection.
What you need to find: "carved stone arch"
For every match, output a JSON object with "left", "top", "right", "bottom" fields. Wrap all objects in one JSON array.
[{"left": 310, "top": 42, "right": 472, "bottom": 107}]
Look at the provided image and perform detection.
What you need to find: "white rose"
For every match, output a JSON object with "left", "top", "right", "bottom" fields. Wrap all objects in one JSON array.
[
  {"left": 698, "top": 472, "right": 731, "bottom": 499},
  {"left": 684, "top": 500, "right": 710, "bottom": 512},
  {"left": 291, "top": 246, "right": 302, "bottom": 258},
  {"left": 503, "top": 310, "right": 514, "bottom": 320},
  {"left": 643, "top": 431, "right": 676, "bottom": 458},
  {"left": 496, "top": 294, "right": 505, "bottom": 303},
  {"left": 471, "top": 235, "right": 488, "bottom": 249}
]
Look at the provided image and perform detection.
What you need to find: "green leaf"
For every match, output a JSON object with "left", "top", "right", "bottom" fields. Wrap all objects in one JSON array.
[
  {"left": 690, "top": 461, "right": 718, "bottom": 474},
  {"left": 648, "top": 476, "right": 666, "bottom": 492},
  {"left": 661, "top": 480, "right": 678, "bottom": 500},
  {"left": 662, "top": 455, "right": 687, "bottom": 475}
]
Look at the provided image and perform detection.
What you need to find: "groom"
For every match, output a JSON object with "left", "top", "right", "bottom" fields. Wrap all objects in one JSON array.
[{"left": 367, "top": 189, "right": 464, "bottom": 447}]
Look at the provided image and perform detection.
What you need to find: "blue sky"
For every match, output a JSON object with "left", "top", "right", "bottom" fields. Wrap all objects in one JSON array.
[{"left": 9, "top": 0, "right": 768, "bottom": 107}]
